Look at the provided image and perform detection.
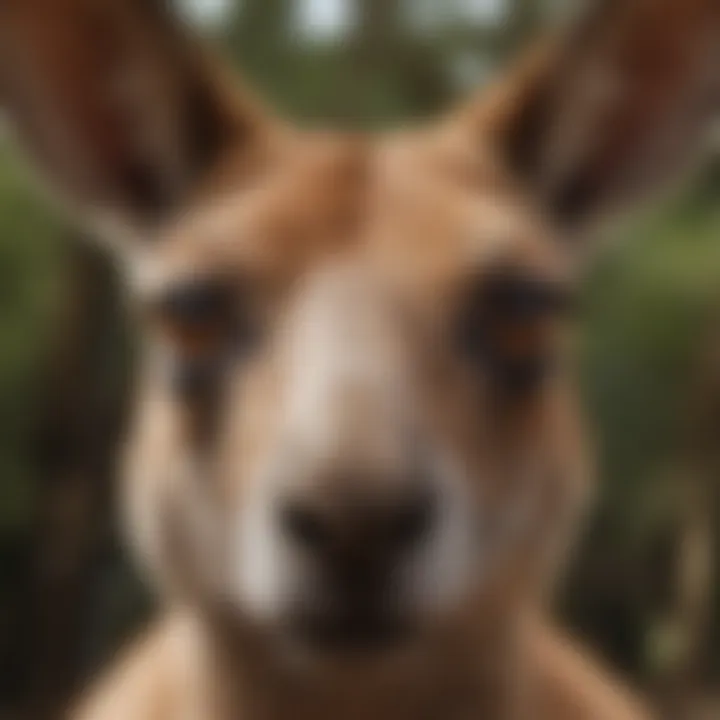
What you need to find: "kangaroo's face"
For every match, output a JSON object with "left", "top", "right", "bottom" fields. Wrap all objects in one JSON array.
[
  {"left": 1, "top": 0, "right": 718, "bottom": 665},
  {"left": 124, "top": 131, "right": 580, "bottom": 658}
]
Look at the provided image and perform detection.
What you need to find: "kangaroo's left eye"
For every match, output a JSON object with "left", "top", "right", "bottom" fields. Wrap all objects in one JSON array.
[
  {"left": 151, "top": 276, "right": 261, "bottom": 351},
  {"left": 479, "top": 271, "right": 573, "bottom": 322},
  {"left": 456, "top": 267, "right": 575, "bottom": 391}
]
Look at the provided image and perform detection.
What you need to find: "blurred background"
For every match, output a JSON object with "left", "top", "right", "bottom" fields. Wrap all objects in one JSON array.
[{"left": 0, "top": 1, "right": 718, "bottom": 718}]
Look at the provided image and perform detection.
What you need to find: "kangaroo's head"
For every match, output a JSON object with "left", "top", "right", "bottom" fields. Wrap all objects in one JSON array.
[{"left": 1, "top": 0, "right": 718, "bottom": 669}]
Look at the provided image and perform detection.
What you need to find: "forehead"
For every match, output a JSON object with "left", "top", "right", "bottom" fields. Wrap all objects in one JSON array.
[{"left": 145, "top": 131, "right": 561, "bottom": 298}]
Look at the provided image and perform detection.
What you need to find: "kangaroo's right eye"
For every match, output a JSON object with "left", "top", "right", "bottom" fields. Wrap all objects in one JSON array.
[
  {"left": 155, "top": 278, "right": 235, "bottom": 335},
  {"left": 148, "top": 277, "right": 262, "bottom": 404},
  {"left": 149, "top": 276, "right": 261, "bottom": 366}
]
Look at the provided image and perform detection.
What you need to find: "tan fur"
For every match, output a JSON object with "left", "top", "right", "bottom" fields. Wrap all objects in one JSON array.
[
  {"left": 73, "top": 612, "right": 649, "bottom": 720},
  {"left": 2, "top": 1, "right": 719, "bottom": 719}
]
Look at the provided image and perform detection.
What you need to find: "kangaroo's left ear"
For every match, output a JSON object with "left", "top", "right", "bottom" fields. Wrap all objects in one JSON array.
[{"left": 461, "top": 0, "right": 720, "bottom": 229}]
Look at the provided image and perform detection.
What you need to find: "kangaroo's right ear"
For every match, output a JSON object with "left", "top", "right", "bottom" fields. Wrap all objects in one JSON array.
[{"left": 0, "top": 0, "right": 279, "bottom": 234}]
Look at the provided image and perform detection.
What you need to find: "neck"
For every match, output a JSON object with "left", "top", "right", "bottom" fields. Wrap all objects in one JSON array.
[{"left": 176, "top": 605, "right": 532, "bottom": 720}]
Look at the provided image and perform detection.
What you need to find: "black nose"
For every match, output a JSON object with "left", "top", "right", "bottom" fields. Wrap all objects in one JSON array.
[
  {"left": 279, "top": 485, "right": 437, "bottom": 570},
  {"left": 279, "top": 485, "right": 436, "bottom": 652}
]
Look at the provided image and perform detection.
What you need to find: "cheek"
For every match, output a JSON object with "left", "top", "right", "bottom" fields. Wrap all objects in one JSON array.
[
  {"left": 410, "top": 370, "right": 566, "bottom": 593},
  {"left": 122, "top": 390, "right": 180, "bottom": 583},
  {"left": 221, "top": 360, "right": 285, "bottom": 491},
  {"left": 122, "top": 391, "right": 228, "bottom": 600},
  {"left": 401, "top": 450, "right": 478, "bottom": 616},
  {"left": 121, "top": 357, "right": 287, "bottom": 605},
  {"left": 218, "top": 364, "right": 300, "bottom": 620}
]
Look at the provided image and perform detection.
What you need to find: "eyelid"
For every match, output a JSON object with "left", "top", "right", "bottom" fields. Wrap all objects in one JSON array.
[
  {"left": 149, "top": 275, "right": 264, "bottom": 378},
  {"left": 481, "top": 271, "right": 577, "bottom": 319},
  {"left": 154, "top": 277, "right": 236, "bottom": 326}
]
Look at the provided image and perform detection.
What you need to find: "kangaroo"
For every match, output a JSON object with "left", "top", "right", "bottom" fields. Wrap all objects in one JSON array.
[{"left": 1, "top": 1, "right": 718, "bottom": 718}]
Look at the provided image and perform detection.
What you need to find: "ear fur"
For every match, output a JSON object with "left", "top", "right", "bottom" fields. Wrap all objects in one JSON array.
[
  {"left": 464, "top": 0, "right": 720, "bottom": 226},
  {"left": 0, "top": 0, "right": 275, "bottom": 231}
]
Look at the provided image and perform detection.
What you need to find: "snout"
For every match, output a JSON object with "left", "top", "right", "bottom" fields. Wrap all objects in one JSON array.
[
  {"left": 277, "top": 481, "right": 438, "bottom": 653},
  {"left": 234, "top": 436, "right": 475, "bottom": 659},
  {"left": 232, "top": 267, "right": 474, "bottom": 653}
]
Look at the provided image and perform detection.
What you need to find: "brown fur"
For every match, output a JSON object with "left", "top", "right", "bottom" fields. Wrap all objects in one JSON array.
[{"left": 1, "top": 1, "right": 719, "bottom": 719}]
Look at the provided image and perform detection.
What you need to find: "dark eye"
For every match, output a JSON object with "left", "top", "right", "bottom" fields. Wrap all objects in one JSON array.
[
  {"left": 150, "top": 276, "right": 260, "bottom": 397},
  {"left": 155, "top": 278, "right": 235, "bottom": 330},
  {"left": 456, "top": 268, "right": 575, "bottom": 391},
  {"left": 481, "top": 271, "right": 574, "bottom": 321},
  {"left": 152, "top": 276, "right": 262, "bottom": 350}
]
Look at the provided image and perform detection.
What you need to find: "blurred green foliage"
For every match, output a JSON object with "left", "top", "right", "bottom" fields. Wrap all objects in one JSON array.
[
  {"left": 572, "top": 186, "right": 720, "bottom": 679},
  {"left": 0, "top": 144, "right": 66, "bottom": 535}
]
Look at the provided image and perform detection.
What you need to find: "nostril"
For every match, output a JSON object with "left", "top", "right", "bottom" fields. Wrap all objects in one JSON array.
[
  {"left": 279, "top": 501, "right": 331, "bottom": 554},
  {"left": 386, "top": 488, "right": 437, "bottom": 553}
]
